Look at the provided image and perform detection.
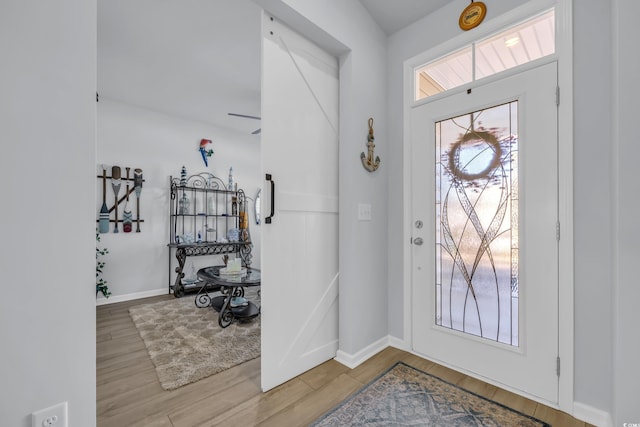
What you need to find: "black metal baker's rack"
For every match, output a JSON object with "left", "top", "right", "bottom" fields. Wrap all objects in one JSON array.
[{"left": 168, "top": 172, "right": 252, "bottom": 297}]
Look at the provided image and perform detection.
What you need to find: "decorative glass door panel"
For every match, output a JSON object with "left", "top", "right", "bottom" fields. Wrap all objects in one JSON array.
[{"left": 435, "top": 102, "right": 519, "bottom": 346}]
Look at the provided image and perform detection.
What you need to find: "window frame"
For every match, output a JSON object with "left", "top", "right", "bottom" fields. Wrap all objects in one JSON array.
[{"left": 413, "top": 8, "right": 557, "bottom": 104}]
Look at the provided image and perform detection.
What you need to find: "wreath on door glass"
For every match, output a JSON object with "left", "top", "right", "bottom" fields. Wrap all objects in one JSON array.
[{"left": 447, "top": 130, "right": 502, "bottom": 182}]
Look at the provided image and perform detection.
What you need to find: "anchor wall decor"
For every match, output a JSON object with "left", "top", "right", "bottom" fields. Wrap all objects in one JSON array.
[{"left": 361, "top": 117, "right": 381, "bottom": 172}]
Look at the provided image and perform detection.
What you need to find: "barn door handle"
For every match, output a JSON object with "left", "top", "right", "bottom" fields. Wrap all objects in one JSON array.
[{"left": 265, "top": 173, "right": 275, "bottom": 224}]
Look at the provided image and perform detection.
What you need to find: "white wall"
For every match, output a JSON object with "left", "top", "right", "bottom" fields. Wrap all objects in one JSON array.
[
  {"left": 612, "top": 1, "right": 640, "bottom": 425},
  {"left": 0, "top": 0, "right": 97, "bottom": 426},
  {"left": 97, "top": 99, "right": 261, "bottom": 303},
  {"left": 573, "top": 0, "right": 615, "bottom": 420}
]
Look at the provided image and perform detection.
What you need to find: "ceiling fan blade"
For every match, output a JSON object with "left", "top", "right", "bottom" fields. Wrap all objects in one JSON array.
[
  {"left": 251, "top": 128, "right": 261, "bottom": 135},
  {"left": 228, "top": 112, "right": 261, "bottom": 120}
]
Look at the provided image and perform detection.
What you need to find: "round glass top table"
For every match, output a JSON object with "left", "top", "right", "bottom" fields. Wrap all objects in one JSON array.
[{"left": 196, "top": 265, "right": 261, "bottom": 328}]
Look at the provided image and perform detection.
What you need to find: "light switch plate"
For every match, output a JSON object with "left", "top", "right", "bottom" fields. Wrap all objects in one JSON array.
[{"left": 358, "top": 203, "right": 372, "bottom": 221}]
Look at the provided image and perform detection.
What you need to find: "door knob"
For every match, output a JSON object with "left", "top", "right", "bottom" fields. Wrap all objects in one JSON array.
[{"left": 413, "top": 237, "right": 424, "bottom": 246}]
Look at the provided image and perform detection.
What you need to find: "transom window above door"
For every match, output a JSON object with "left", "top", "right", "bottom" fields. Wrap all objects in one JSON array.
[{"left": 415, "top": 9, "right": 555, "bottom": 101}]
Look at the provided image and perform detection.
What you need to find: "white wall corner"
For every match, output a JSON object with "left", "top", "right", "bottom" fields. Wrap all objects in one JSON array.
[
  {"left": 334, "top": 336, "right": 391, "bottom": 369},
  {"left": 96, "top": 287, "right": 168, "bottom": 306},
  {"left": 387, "top": 335, "right": 411, "bottom": 352},
  {"left": 573, "top": 401, "right": 613, "bottom": 427}
]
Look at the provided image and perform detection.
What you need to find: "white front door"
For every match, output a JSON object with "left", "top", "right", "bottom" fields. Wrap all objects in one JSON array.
[
  {"left": 260, "top": 13, "right": 340, "bottom": 392},
  {"left": 411, "top": 62, "right": 559, "bottom": 403}
]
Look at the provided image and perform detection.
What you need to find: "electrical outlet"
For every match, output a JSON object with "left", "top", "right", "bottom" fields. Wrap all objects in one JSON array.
[
  {"left": 32, "top": 402, "right": 68, "bottom": 427},
  {"left": 358, "top": 203, "right": 372, "bottom": 221}
]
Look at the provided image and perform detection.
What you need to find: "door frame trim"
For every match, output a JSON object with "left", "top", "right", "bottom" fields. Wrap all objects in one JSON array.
[{"left": 401, "top": 0, "right": 574, "bottom": 413}]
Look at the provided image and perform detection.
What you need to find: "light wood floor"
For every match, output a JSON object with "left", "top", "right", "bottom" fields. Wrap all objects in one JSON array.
[{"left": 98, "top": 294, "right": 594, "bottom": 427}]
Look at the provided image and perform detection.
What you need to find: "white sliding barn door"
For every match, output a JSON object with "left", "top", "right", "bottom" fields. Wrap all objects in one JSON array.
[{"left": 260, "top": 13, "right": 339, "bottom": 391}]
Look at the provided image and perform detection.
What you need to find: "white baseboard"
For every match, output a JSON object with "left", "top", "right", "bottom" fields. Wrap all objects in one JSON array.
[
  {"left": 387, "top": 335, "right": 410, "bottom": 352},
  {"left": 96, "top": 288, "right": 168, "bottom": 306},
  {"left": 335, "top": 335, "right": 408, "bottom": 369},
  {"left": 573, "top": 402, "right": 613, "bottom": 427}
]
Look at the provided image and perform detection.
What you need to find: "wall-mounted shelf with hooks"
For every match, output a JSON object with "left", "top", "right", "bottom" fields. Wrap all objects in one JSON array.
[{"left": 96, "top": 165, "right": 145, "bottom": 233}]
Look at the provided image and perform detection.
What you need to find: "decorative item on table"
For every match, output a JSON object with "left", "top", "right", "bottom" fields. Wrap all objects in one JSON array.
[
  {"left": 98, "top": 165, "right": 110, "bottom": 233},
  {"left": 228, "top": 166, "right": 234, "bottom": 191},
  {"left": 232, "top": 196, "right": 238, "bottom": 215},
  {"left": 227, "top": 228, "right": 240, "bottom": 241},
  {"left": 111, "top": 166, "right": 122, "bottom": 232},
  {"left": 227, "top": 258, "right": 242, "bottom": 272},
  {"left": 205, "top": 226, "right": 215, "bottom": 242},
  {"left": 199, "top": 139, "right": 214, "bottom": 167},
  {"left": 134, "top": 168, "right": 143, "bottom": 232},
  {"left": 183, "top": 262, "right": 197, "bottom": 285},
  {"left": 176, "top": 233, "right": 194, "bottom": 244},
  {"left": 180, "top": 166, "right": 187, "bottom": 187},
  {"left": 239, "top": 198, "right": 249, "bottom": 229},
  {"left": 206, "top": 176, "right": 216, "bottom": 212},
  {"left": 178, "top": 192, "right": 190, "bottom": 214},
  {"left": 361, "top": 118, "right": 380, "bottom": 172},
  {"left": 207, "top": 196, "right": 215, "bottom": 214},
  {"left": 220, "top": 258, "right": 247, "bottom": 279},
  {"left": 230, "top": 296, "right": 249, "bottom": 307},
  {"left": 122, "top": 167, "right": 133, "bottom": 233}
]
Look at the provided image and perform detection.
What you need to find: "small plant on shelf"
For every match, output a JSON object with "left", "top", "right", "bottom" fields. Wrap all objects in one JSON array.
[{"left": 96, "top": 230, "right": 111, "bottom": 298}]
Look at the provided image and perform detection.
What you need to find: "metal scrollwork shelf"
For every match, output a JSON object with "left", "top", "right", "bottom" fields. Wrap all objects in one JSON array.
[{"left": 168, "top": 172, "right": 253, "bottom": 297}]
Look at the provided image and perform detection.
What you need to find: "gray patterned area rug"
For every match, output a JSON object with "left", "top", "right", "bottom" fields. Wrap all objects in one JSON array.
[
  {"left": 129, "top": 290, "right": 260, "bottom": 390},
  {"left": 311, "top": 362, "right": 550, "bottom": 427}
]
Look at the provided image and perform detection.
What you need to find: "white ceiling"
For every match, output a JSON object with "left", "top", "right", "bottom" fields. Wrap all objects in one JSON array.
[
  {"left": 98, "top": 1, "right": 450, "bottom": 135},
  {"left": 359, "top": 0, "right": 450, "bottom": 35}
]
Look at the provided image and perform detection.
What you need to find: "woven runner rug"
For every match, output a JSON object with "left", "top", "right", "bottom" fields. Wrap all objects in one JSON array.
[
  {"left": 311, "top": 362, "right": 550, "bottom": 427},
  {"left": 129, "top": 290, "right": 260, "bottom": 390}
]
